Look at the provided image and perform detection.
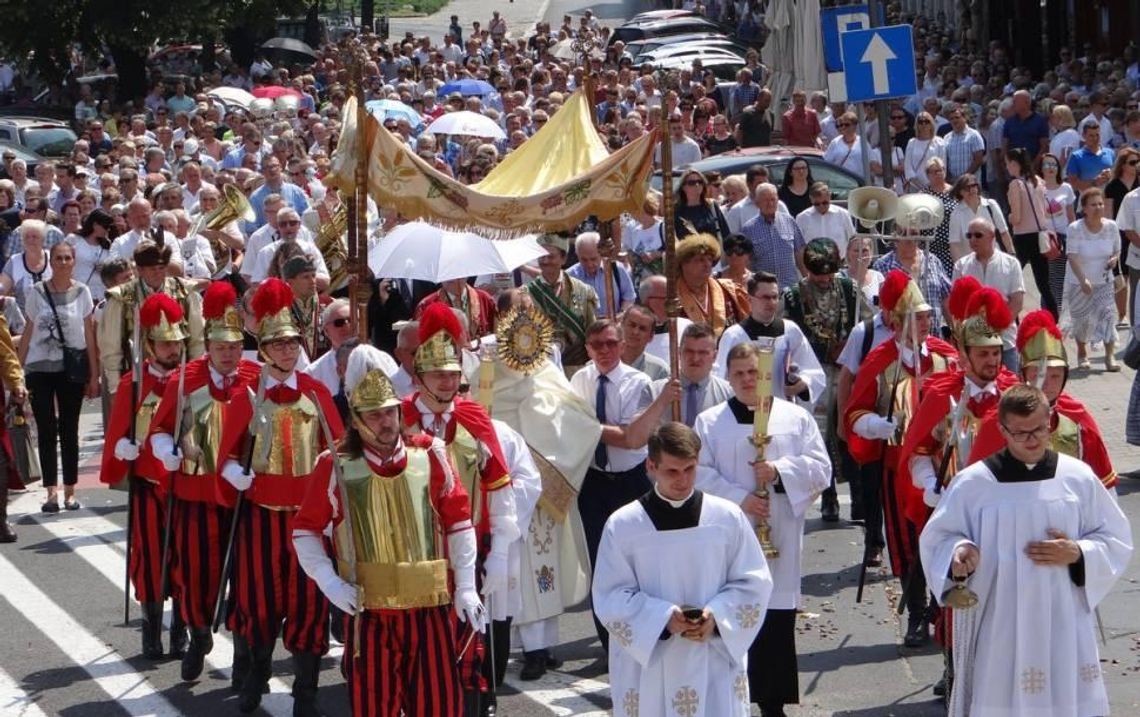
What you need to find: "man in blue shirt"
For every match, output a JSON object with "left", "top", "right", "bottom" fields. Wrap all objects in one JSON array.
[
  {"left": 1001, "top": 90, "right": 1049, "bottom": 161},
  {"left": 567, "top": 232, "right": 635, "bottom": 318},
  {"left": 1065, "top": 123, "right": 1115, "bottom": 194},
  {"left": 248, "top": 156, "right": 311, "bottom": 230},
  {"left": 741, "top": 184, "right": 806, "bottom": 291}
]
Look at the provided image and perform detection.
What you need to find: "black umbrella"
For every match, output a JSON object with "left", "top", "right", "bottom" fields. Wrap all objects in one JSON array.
[{"left": 260, "top": 37, "right": 318, "bottom": 66}]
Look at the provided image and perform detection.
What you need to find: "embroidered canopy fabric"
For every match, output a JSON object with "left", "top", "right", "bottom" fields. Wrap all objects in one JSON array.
[{"left": 326, "top": 91, "right": 655, "bottom": 236}]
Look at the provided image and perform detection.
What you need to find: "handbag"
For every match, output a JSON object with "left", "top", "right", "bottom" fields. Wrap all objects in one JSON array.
[
  {"left": 1024, "top": 180, "right": 1062, "bottom": 260},
  {"left": 1123, "top": 334, "right": 1140, "bottom": 370},
  {"left": 42, "top": 283, "right": 89, "bottom": 385}
]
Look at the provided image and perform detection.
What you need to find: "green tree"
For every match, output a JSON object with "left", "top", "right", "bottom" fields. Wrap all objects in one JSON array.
[{"left": 2, "top": 0, "right": 306, "bottom": 103}]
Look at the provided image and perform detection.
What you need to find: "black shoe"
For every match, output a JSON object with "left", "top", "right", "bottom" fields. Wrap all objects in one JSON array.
[
  {"left": 864, "top": 548, "right": 883, "bottom": 567},
  {"left": 231, "top": 634, "right": 250, "bottom": 692},
  {"left": 849, "top": 501, "right": 865, "bottom": 523},
  {"left": 543, "top": 649, "right": 563, "bottom": 670},
  {"left": 291, "top": 652, "right": 322, "bottom": 717},
  {"left": 181, "top": 628, "right": 213, "bottom": 681},
  {"left": 41, "top": 499, "right": 60, "bottom": 514},
  {"left": 0, "top": 521, "right": 14, "bottom": 543},
  {"left": 821, "top": 496, "right": 840, "bottom": 523},
  {"left": 238, "top": 644, "right": 275, "bottom": 713},
  {"left": 141, "top": 603, "right": 164, "bottom": 660},
  {"left": 760, "top": 704, "right": 788, "bottom": 717},
  {"left": 932, "top": 673, "right": 947, "bottom": 697},
  {"left": 330, "top": 609, "right": 345, "bottom": 644},
  {"left": 64, "top": 498, "right": 81, "bottom": 511},
  {"left": 520, "top": 650, "right": 546, "bottom": 681},
  {"left": 169, "top": 610, "right": 188, "bottom": 659},
  {"left": 903, "top": 615, "right": 929, "bottom": 647}
]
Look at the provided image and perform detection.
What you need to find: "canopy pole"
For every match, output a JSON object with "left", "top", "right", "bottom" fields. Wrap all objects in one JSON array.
[
  {"left": 348, "top": 44, "right": 370, "bottom": 342},
  {"left": 659, "top": 127, "right": 681, "bottom": 422}
]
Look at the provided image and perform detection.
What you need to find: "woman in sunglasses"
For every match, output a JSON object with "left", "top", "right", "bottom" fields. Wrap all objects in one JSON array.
[
  {"left": 822, "top": 111, "right": 867, "bottom": 181},
  {"left": 903, "top": 111, "right": 946, "bottom": 192},
  {"left": 1037, "top": 153, "right": 1076, "bottom": 316},
  {"left": 674, "top": 168, "right": 731, "bottom": 244}
]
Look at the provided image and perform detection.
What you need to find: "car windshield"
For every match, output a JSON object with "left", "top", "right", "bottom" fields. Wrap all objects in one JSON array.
[{"left": 20, "top": 127, "right": 77, "bottom": 157}]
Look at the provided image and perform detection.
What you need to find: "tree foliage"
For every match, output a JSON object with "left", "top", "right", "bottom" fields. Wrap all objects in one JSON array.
[{"left": 1, "top": 0, "right": 308, "bottom": 100}]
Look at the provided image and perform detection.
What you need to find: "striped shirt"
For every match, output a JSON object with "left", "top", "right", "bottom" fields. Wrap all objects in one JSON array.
[
  {"left": 871, "top": 250, "right": 951, "bottom": 335},
  {"left": 741, "top": 212, "right": 805, "bottom": 291}
]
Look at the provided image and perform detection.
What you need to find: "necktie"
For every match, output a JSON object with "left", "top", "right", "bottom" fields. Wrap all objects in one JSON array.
[
  {"left": 684, "top": 383, "right": 700, "bottom": 427},
  {"left": 400, "top": 279, "right": 412, "bottom": 306},
  {"left": 594, "top": 374, "right": 609, "bottom": 469}
]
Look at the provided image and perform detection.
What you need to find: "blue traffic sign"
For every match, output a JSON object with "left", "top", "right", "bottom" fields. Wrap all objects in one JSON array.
[
  {"left": 840, "top": 24, "right": 918, "bottom": 103},
  {"left": 820, "top": 5, "right": 870, "bottom": 73}
]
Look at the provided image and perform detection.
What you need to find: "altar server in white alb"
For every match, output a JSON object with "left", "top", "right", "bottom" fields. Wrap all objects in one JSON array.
[
  {"left": 694, "top": 341, "right": 831, "bottom": 717},
  {"left": 921, "top": 384, "right": 1132, "bottom": 717},
  {"left": 593, "top": 423, "right": 773, "bottom": 717}
]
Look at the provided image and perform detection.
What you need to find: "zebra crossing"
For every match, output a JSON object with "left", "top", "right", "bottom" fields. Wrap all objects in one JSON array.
[{"left": 0, "top": 487, "right": 612, "bottom": 716}]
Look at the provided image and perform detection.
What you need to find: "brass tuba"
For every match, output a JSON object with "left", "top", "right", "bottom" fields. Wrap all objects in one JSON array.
[
  {"left": 314, "top": 202, "right": 350, "bottom": 293},
  {"left": 191, "top": 184, "right": 255, "bottom": 271}
]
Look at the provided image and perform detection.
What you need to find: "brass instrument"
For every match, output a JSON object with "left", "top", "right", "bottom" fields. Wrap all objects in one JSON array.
[
  {"left": 315, "top": 202, "right": 350, "bottom": 293},
  {"left": 191, "top": 184, "right": 254, "bottom": 272},
  {"left": 750, "top": 341, "right": 779, "bottom": 558}
]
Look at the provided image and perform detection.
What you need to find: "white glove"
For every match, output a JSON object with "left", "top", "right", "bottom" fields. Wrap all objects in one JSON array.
[
  {"left": 910, "top": 455, "right": 938, "bottom": 492},
  {"left": 481, "top": 550, "right": 509, "bottom": 600},
  {"left": 221, "top": 460, "right": 253, "bottom": 491},
  {"left": 323, "top": 577, "right": 360, "bottom": 615},
  {"left": 114, "top": 438, "right": 140, "bottom": 462},
  {"left": 863, "top": 415, "right": 898, "bottom": 441},
  {"left": 454, "top": 586, "right": 487, "bottom": 633},
  {"left": 923, "top": 486, "right": 941, "bottom": 508},
  {"left": 150, "top": 432, "right": 182, "bottom": 471}
]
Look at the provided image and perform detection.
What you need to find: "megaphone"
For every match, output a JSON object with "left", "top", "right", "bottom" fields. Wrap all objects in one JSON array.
[
  {"left": 847, "top": 186, "right": 899, "bottom": 230},
  {"left": 896, "top": 194, "right": 945, "bottom": 233}
]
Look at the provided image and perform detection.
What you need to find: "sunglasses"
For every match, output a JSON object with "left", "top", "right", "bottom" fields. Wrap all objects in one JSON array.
[
  {"left": 684, "top": 179, "right": 705, "bottom": 186},
  {"left": 964, "top": 183, "right": 979, "bottom": 189},
  {"left": 329, "top": 317, "right": 350, "bottom": 328},
  {"left": 588, "top": 339, "right": 620, "bottom": 349},
  {"left": 917, "top": 119, "right": 933, "bottom": 124},
  {"left": 726, "top": 247, "right": 751, "bottom": 256},
  {"left": 837, "top": 122, "right": 854, "bottom": 128},
  {"left": 1130, "top": 160, "right": 1140, "bottom": 167},
  {"left": 280, "top": 220, "right": 301, "bottom": 226},
  {"left": 965, "top": 231, "right": 987, "bottom": 239}
]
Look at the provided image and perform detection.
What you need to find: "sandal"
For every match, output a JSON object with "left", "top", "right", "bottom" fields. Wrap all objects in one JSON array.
[
  {"left": 42, "top": 499, "right": 60, "bottom": 514},
  {"left": 1077, "top": 358, "right": 1091, "bottom": 370},
  {"left": 64, "top": 498, "right": 81, "bottom": 511}
]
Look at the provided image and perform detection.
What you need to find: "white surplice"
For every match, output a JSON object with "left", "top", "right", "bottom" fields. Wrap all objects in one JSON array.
[
  {"left": 921, "top": 453, "right": 1133, "bottom": 717},
  {"left": 592, "top": 493, "right": 773, "bottom": 717},
  {"left": 694, "top": 397, "right": 832, "bottom": 609},
  {"left": 492, "top": 420, "right": 542, "bottom": 622},
  {"left": 713, "top": 319, "right": 826, "bottom": 411}
]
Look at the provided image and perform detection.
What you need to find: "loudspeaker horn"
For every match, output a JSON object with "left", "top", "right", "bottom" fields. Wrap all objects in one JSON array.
[
  {"left": 896, "top": 194, "right": 945, "bottom": 233},
  {"left": 847, "top": 186, "right": 899, "bottom": 230}
]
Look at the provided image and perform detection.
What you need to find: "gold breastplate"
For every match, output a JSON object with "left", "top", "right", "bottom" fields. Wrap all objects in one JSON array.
[
  {"left": 448, "top": 423, "right": 484, "bottom": 525},
  {"left": 135, "top": 390, "right": 161, "bottom": 446},
  {"left": 1051, "top": 413, "right": 1081, "bottom": 459},
  {"left": 179, "top": 386, "right": 227, "bottom": 476},
  {"left": 253, "top": 393, "right": 322, "bottom": 475},
  {"left": 334, "top": 448, "right": 451, "bottom": 610},
  {"left": 875, "top": 354, "right": 949, "bottom": 445}
]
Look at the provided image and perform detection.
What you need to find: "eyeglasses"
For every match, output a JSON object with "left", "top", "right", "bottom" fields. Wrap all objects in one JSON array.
[
  {"left": 791, "top": 164, "right": 808, "bottom": 171},
  {"left": 329, "top": 317, "right": 351, "bottom": 328},
  {"left": 726, "top": 247, "right": 751, "bottom": 256},
  {"left": 916, "top": 119, "right": 933, "bottom": 125},
  {"left": 1001, "top": 423, "right": 1051, "bottom": 443},
  {"left": 684, "top": 179, "right": 705, "bottom": 186},
  {"left": 588, "top": 339, "right": 620, "bottom": 349},
  {"left": 965, "top": 231, "right": 988, "bottom": 239},
  {"left": 836, "top": 122, "right": 854, "bottom": 128}
]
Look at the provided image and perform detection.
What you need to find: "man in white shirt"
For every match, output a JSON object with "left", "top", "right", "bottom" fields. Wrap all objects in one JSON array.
[
  {"left": 569, "top": 319, "right": 680, "bottom": 651},
  {"left": 1116, "top": 185, "right": 1140, "bottom": 324},
  {"left": 650, "top": 323, "right": 732, "bottom": 427},
  {"left": 303, "top": 299, "right": 397, "bottom": 401},
  {"left": 110, "top": 197, "right": 184, "bottom": 274},
  {"left": 637, "top": 275, "right": 693, "bottom": 364},
  {"left": 952, "top": 217, "right": 1025, "bottom": 371},
  {"left": 246, "top": 208, "right": 329, "bottom": 290},
  {"left": 655, "top": 115, "right": 702, "bottom": 169},
  {"left": 794, "top": 183, "right": 855, "bottom": 258},
  {"left": 725, "top": 166, "right": 789, "bottom": 234}
]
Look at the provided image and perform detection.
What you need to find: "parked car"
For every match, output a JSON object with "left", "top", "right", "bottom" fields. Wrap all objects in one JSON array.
[
  {"left": 627, "top": 9, "right": 695, "bottom": 23},
  {"left": 608, "top": 16, "right": 724, "bottom": 47},
  {"left": 0, "top": 141, "right": 44, "bottom": 176},
  {"left": 652, "top": 55, "right": 745, "bottom": 82},
  {"left": 639, "top": 46, "right": 747, "bottom": 66},
  {"left": 650, "top": 147, "right": 865, "bottom": 206},
  {"left": 0, "top": 118, "right": 77, "bottom": 158},
  {"left": 626, "top": 33, "right": 754, "bottom": 63}
]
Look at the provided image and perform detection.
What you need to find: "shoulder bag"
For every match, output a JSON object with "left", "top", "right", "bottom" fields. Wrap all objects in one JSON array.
[
  {"left": 1023, "top": 180, "right": 1061, "bottom": 260},
  {"left": 42, "top": 283, "right": 89, "bottom": 384}
]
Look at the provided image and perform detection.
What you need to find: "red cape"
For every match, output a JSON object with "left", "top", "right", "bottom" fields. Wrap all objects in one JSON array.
[
  {"left": 967, "top": 392, "right": 1116, "bottom": 489},
  {"left": 414, "top": 286, "right": 498, "bottom": 338},
  {"left": 844, "top": 337, "right": 959, "bottom": 466},
  {"left": 149, "top": 357, "right": 263, "bottom": 505},
  {"left": 402, "top": 393, "right": 511, "bottom": 494},
  {"left": 217, "top": 371, "right": 344, "bottom": 509},
  {"left": 897, "top": 366, "right": 1020, "bottom": 527},
  {"left": 100, "top": 363, "right": 174, "bottom": 488}
]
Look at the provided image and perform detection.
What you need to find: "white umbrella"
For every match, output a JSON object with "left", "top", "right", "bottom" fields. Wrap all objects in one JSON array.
[
  {"left": 426, "top": 111, "right": 506, "bottom": 140},
  {"left": 207, "top": 87, "right": 255, "bottom": 110},
  {"left": 368, "top": 222, "right": 547, "bottom": 283},
  {"left": 549, "top": 38, "right": 604, "bottom": 62}
]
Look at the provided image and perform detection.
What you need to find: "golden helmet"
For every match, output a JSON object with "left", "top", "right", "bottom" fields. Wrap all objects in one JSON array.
[
  {"left": 139, "top": 293, "right": 187, "bottom": 344},
  {"left": 1017, "top": 310, "right": 1068, "bottom": 368},
  {"left": 345, "top": 345, "right": 402, "bottom": 413},
  {"left": 878, "top": 269, "right": 931, "bottom": 327},
  {"left": 960, "top": 287, "right": 1012, "bottom": 348},
  {"left": 251, "top": 278, "right": 300, "bottom": 344},
  {"left": 202, "top": 281, "right": 244, "bottom": 343},
  {"left": 414, "top": 303, "right": 464, "bottom": 374}
]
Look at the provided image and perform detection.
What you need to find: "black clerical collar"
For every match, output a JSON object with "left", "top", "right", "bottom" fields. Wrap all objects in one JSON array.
[
  {"left": 742, "top": 316, "right": 784, "bottom": 339},
  {"left": 727, "top": 396, "right": 754, "bottom": 423},
  {"left": 983, "top": 448, "right": 1059, "bottom": 483},
  {"left": 639, "top": 487, "right": 703, "bottom": 531},
  {"left": 653, "top": 322, "right": 669, "bottom": 335}
]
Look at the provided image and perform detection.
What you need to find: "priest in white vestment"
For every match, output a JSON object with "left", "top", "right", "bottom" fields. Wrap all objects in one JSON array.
[
  {"left": 694, "top": 341, "right": 832, "bottom": 716},
  {"left": 593, "top": 423, "right": 773, "bottom": 717},
  {"left": 921, "top": 385, "right": 1132, "bottom": 717},
  {"left": 713, "top": 272, "right": 826, "bottom": 410}
]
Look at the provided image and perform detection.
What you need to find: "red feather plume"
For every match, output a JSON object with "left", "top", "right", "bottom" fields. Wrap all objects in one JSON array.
[
  {"left": 947, "top": 276, "right": 982, "bottom": 322},
  {"left": 418, "top": 302, "right": 464, "bottom": 345},
  {"left": 965, "top": 286, "right": 1013, "bottom": 331},
  {"left": 1016, "top": 309, "right": 1061, "bottom": 352},
  {"left": 877, "top": 269, "right": 911, "bottom": 314},
  {"left": 138, "top": 292, "right": 183, "bottom": 329},
  {"left": 250, "top": 277, "right": 294, "bottom": 322},
  {"left": 202, "top": 281, "right": 238, "bottom": 321}
]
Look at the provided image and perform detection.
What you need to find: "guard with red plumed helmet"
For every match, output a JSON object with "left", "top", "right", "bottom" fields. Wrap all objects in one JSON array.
[
  {"left": 99, "top": 292, "right": 189, "bottom": 662},
  {"left": 214, "top": 277, "right": 344, "bottom": 715}
]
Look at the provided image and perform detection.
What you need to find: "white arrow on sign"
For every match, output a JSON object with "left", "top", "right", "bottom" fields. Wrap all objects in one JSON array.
[{"left": 859, "top": 33, "right": 897, "bottom": 95}]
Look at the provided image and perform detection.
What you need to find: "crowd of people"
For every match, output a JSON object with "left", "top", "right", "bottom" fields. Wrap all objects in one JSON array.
[{"left": 0, "top": 2, "right": 1134, "bottom": 716}]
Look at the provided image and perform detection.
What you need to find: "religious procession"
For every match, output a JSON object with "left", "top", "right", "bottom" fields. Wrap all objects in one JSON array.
[{"left": 0, "top": 0, "right": 1138, "bottom": 715}]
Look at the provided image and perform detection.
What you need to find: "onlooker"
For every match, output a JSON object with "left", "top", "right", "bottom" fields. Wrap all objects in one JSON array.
[
  {"left": 1105, "top": 148, "right": 1140, "bottom": 322},
  {"left": 823, "top": 112, "right": 868, "bottom": 181},
  {"left": 673, "top": 169, "right": 730, "bottom": 243},
  {"left": 903, "top": 112, "right": 947, "bottom": 192},
  {"left": 921, "top": 157, "right": 958, "bottom": 276},
  {"left": 1065, "top": 188, "right": 1120, "bottom": 371},
  {"left": 1, "top": 220, "right": 51, "bottom": 313},
  {"left": 69, "top": 208, "right": 115, "bottom": 302},
  {"left": 1065, "top": 123, "right": 1115, "bottom": 194},
  {"left": 943, "top": 105, "right": 986, "bottom": 180},
  {"left": 1037, "top": 153, "right": 1077, "bottom": 314},
  {"left": 741, "top": 183, "right": 805, "bottom": 291},
  {"left": 794, "top": 182, "right": 855, "bottom": 259},
  {"left": 1006, "top": 147, "right": 1058, "bottom": 318},
  {"left": 952, "top": 217, "right": 1026, "bottom": 370},
  {"left": 778, "top": 157, "right": 814, "bottom": 217},
  {"left": 735, "top": 88, "right": 773, "bottom": 148},
  {"left": 948, "top": 173, "right": 1012, "bottom": 260},
  {"left": 1001, "top": 90, "right": 1049, "bottom": 162},
  {"left": 17, "top": 241, "right": 98, "bottom": 512},
  {"left": 1048, "top": 104, "right": 1080, "bottom": 176},
  {"left": 781, "top": 89, "right": 821, "bottom": 148}
]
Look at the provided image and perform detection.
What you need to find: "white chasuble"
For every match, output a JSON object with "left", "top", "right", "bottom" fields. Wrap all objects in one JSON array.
[
  {"left": 694, "top": 397, "right": 832, "bottom": 609},
  {"left": 592, "top": 493, "right": 773, "bottom": 717},
  {"left": 921, "top": 452, "right": 1132, "bottom": 717}
]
